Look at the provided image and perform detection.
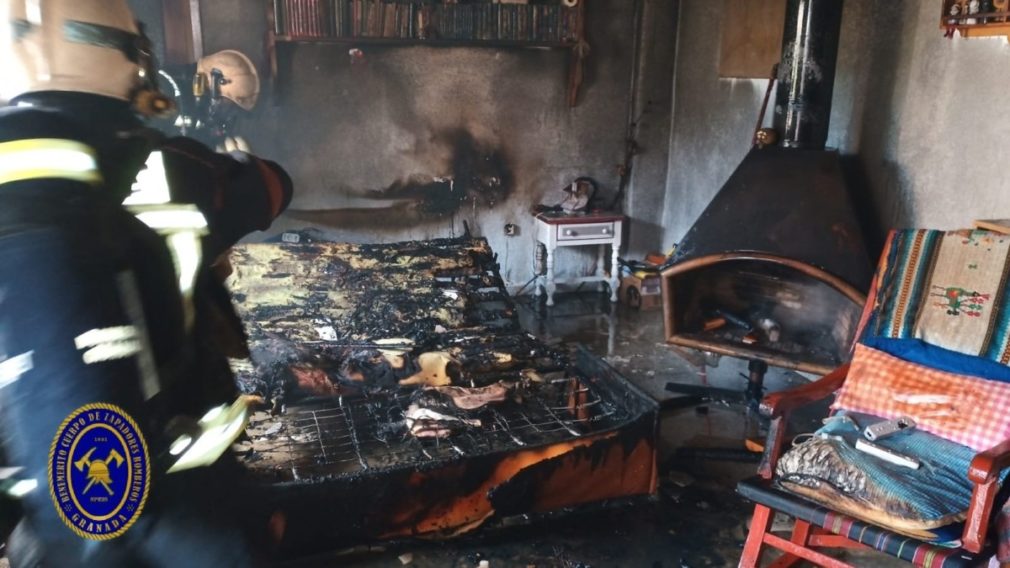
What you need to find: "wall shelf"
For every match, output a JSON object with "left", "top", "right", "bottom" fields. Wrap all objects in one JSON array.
[
  {"left": 274, "top": 35, "right": 576, "bottom": 49},
  {"left": 267, "top": 0, "right": 588, "bottom": 106},
  {"left": 940, "top": 2, "right": 1010, "bottom": 38}
]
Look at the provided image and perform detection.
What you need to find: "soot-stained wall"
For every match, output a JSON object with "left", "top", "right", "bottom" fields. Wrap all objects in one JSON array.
[
  {"left": 196, "top": 0, "right": 662, "bottom": 289},
  {"left": 663, "top": 1, "right": 1010, "bottom": 254},
  {"left": 660, "top": 1, "right": 878, "bottom": 251},
  {"left": 844, "top": 1, "right": 1010, "bottom": 240}
]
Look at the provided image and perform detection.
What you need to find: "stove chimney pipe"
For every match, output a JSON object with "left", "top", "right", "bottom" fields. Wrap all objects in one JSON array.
[{"left": 773, "top": 0, "right": 844, "bottom": 150}]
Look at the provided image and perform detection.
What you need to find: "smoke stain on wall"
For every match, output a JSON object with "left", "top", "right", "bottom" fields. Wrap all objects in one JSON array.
[{"left": 287, "top": 128, "right": 513, "bottom": 228}]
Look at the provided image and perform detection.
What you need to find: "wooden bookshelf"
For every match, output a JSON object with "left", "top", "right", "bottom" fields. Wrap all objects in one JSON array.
[
  {"left": 162, "top": 0, "right": 204, "bottom": 65},
  {"left": 274, "top": 35, "right": 575, "bottom": 48},
  {"left": 266, "top": 0, "right": 588, "bottom": 106},
  {"left": 940, "top": 1, "right": 1010, "bottom": 38}
]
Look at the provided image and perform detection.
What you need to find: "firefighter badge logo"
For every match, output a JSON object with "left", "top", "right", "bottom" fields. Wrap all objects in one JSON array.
[{"left": 48, "top": 403, "right": 150, "bottom": 540}]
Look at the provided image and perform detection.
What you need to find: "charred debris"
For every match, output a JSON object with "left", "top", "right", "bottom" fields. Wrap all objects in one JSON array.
[
  {"left": 228, "top": 233, "right": 565, "bottom": 407},
  {"left": 225, "top": 233, "right": 658, "bottom": 550}
]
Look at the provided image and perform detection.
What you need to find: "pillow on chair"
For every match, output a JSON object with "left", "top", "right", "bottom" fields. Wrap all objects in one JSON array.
[
  {"left": 833, "top": 344, "right": 1010, "bottom": 452},
  {"left": 776, "top": 412, "right": 982, "bottom": 543}
]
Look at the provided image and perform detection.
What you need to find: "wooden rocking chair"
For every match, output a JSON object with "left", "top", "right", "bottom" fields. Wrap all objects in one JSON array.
[{"left": 738, "top": 229, "right": 1010, "bottom": 568}]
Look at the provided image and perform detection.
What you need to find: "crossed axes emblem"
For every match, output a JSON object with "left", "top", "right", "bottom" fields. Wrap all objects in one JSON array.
[{"left": 73, "top": 447, "right": 125, "bottom": 496}]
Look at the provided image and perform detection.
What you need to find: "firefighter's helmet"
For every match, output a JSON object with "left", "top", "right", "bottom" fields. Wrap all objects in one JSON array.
[
  {"left": 0, "top": 0, "right": 173, "bottom": 116},
  {"left": 195, "top": 50, "right": 260, "bottom": 112}
]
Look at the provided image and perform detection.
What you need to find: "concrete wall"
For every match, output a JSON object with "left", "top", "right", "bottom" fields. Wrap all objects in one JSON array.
[
  {"left": 663, "top": 1, "right": 1010, "bottom": 255},
  {"left": 625, "top": 0, "right": 679, "bottom": 256},
  {"left": 852, "top": 2, "right": 1010, "bottom": 238},
  {"left": 192, "top": 0, "right": 675, "bottom": 289}
]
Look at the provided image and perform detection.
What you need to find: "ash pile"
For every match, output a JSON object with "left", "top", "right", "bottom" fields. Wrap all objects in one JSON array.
[{"left": 225, "top": 233, "right": 658, "bottom": 552}]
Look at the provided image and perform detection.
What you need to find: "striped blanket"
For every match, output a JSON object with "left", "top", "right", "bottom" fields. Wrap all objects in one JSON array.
[{"left": 867, "top": 229, "right": 1010, "bottom": 365}]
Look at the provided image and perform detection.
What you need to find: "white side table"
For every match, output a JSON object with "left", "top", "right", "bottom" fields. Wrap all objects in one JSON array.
[{"left": 533, "top": 211, "right": 626, "bottom": 307}]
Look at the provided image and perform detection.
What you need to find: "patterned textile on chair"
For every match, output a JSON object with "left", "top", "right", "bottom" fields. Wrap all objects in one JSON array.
[
  {"left": 864, "top": 229, "right": 1010, "bottom": 379},
  {"left": 771, "top": 228, "right": 1010, "bottom": 560}
]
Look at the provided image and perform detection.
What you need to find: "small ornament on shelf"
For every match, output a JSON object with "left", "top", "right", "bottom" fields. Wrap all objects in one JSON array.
[
  {"left": 945, "top": 0, "right": 964, "bottom": 36},
  {"left": 941, "top": 0, "right": 1010, "bottom": 36},
  {"left": 949, "top": 0, "right": 962, "bottom": 24},
  {"left": 967, "top": 0, "right": 980, "bottom": 24},
  {"left": 981, "top": 0, "right": 994, "bottom": 22},
  {"left": 996, "top": 0, "right": 1010, "bottom": 22}
]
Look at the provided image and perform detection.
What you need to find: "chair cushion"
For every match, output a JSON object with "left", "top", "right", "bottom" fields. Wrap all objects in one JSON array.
[
  {"left": 738, "top": 477, "right": 984, "bottom": 568},
  {"left": 774, "top": 412, "right": 991, "bottom": 538},
  {"left": 833, "top": 344, "right": 1010, "bottom": 451},
  {"left": 866, "top": 229, "right": 1010, "bottom": 367}
]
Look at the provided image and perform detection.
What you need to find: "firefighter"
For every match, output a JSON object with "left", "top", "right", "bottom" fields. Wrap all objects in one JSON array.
[
  {"left": 0, "top": 0, "right": 292, "bottom": 565},
  {"left": 193, "top": 49, "right": 261, "bottom": 152}
]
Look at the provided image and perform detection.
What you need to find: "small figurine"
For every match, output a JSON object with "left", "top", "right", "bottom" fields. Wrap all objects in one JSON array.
[
  {"left": 949, "top": 0, "right": 962, "bottom": 24},
  {"left": 981, "top": 0, "right": 994, "bottom": 22},
  {"left": 995, "top": 0, "right": 1009, "bottom": 22},
  {"left": 559, "top": 178, "right": 597, "bottom": 213},
  {"left": 967, "top": 0, "right": 980, "bottom": 24}
]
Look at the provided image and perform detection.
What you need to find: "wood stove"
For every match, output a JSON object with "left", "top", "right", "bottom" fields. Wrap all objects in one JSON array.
[{"left": 662, "top": 0, "right": 871, "bottom": 383}]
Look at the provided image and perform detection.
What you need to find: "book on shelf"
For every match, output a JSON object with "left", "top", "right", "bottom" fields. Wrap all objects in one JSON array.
[
  {"left": 274, "top": 0, "right": 285, "bottom": 34},
  {"left": 276, "top": 0, "right": 578, "bottom": 44},
  {"left": 288, "top": 0, "right": 300, "bottom": 36}
]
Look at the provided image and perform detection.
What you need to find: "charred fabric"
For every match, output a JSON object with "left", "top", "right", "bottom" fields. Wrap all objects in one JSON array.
[{"left": 226, "top": 234, "right": 658, "bottom": 554}]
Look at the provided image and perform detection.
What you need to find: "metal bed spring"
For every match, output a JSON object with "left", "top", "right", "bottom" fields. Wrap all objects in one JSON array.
[{"left": 243, "top": 377, "right": 633, "bottom": 481}]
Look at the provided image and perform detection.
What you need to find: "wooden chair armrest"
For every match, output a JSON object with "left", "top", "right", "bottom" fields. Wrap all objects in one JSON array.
[
  {"left": 962, "top": 438, "right": 1010, "bottom": 552},
  {"left": 756, "top": 364, "right": 850, "bottom": 479},
  {"left": 969, "top": 438, "right": 1010, "bottom": 484},
  {"left": 759, "top": 364, "right": 850, "bottom": 419}
]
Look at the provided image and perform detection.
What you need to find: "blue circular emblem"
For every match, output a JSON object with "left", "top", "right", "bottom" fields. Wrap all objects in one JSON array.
[{"left": 48, "top": 403, "right": 150, "bottom": 540}]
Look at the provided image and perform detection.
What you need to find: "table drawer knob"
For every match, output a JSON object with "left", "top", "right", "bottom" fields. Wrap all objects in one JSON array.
[
  {"left": 564, "top": 229, "right": 575, "bottom": 237},
  {"left": 601, "top": 228, "right": 610, "bottom": 235}
]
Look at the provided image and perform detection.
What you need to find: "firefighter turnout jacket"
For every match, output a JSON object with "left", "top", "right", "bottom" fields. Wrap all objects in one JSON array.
[{"left": 0, "top": 101, "right": 291, "bottom": 566}]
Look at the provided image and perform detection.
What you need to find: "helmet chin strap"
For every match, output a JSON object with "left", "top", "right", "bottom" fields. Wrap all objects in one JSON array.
[
  {"left": 61, "top": 19, "right": 176, "bottom": 118},
  {"left": 130, "top": 23, "right": 175, "bottom": 118}
]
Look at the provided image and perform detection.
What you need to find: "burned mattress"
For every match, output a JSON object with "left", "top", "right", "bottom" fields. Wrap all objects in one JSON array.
[{"left": 225, "top": 235, "right": 658, "bottom": 553}]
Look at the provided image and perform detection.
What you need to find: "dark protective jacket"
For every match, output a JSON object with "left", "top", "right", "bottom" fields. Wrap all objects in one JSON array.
[{"left": 0, "top": 100, "right": 292, "bottom": 566}]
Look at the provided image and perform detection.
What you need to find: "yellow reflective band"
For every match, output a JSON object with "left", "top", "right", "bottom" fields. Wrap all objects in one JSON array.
[
  {"left": 166, "top": 231, "right": 202, "bottom": 297},
  {"left": 74, "top": 326, "right": 142, "bottom": 365},
  {"left": 0, "top": 351, "right": 32, "bottom": 390},
  {"left": 169, "top": 435, "right": 193, "bottom": 456},
  {"left": 74, "top": 326, "right": 138, "bottom": 350},
  {"left": 129, "top": 203, "right": 208, "bottom": 331},
  {"left": 167, "top": 396, "right": 256, "bottom": 473},
  {"left": 123, "top": 151, "right": 171, "bottom": 206},
  {"left": 0, "top": 139, "right": 102, "bottom": 186},
  {"left": 132, "top": 209, "right": 209, "bottom": 232},
  {"left": 7, "top": 479, "right": 37, "bottom": 498}
]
